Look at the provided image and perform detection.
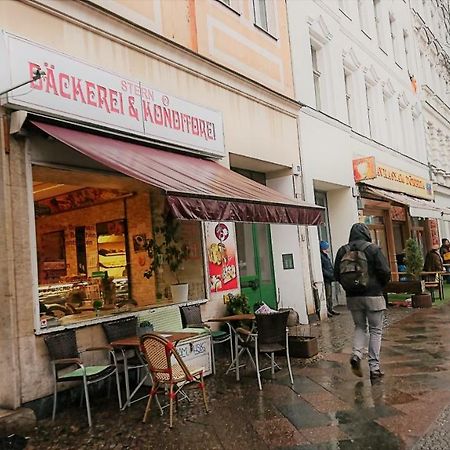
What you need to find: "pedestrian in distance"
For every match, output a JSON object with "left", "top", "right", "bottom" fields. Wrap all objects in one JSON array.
[
  {"left": 423, "top": 244, "right": 443, "bottom": 282},
  {"left": 334, "top": 223, "right": 391, "bottom": 381},
  {"left": 320, "top": 240, "right": 340, "bottom": 318},
  {"left": 424, "top": 244, "right": 443, "bottom": 272},
  {"left": 439, "top": 238, "right": 450, "bottom": 283},
  {"left": 439, "top": 238, "right": 450, "bottom": 261}
]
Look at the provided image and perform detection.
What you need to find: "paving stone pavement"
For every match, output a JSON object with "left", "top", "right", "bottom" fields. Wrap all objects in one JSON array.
[{"left": 25, "top": 304, "right": 450, "bottom": 450}]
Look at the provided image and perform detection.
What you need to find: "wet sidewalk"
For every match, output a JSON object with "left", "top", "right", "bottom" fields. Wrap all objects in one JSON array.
[{"left": 27, "top": 304, "right": 450, "bottom": 450}]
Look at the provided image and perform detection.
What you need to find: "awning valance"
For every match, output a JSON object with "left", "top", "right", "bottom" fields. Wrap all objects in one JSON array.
[
  {"left": 31, "top": 121, "right": 323, "bottom": 225},
  {"left": 362, "top": 185, "right": 446, "bottom": 219}
]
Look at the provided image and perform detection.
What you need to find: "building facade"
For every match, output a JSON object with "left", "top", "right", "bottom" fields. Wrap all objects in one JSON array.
[
  {"left": 410, "top": 0, "right": 450, "bottom": 240},
  {"left": 286, "top": 0, "right": 448, "bottom": 296},
  {"left": 0, "top": 0, "right": 322, "bottom": 410}
]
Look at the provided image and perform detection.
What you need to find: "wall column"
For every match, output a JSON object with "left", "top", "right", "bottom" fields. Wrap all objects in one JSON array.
[{"left": 0, "top": 109, "right": 21, "bottom": 409}]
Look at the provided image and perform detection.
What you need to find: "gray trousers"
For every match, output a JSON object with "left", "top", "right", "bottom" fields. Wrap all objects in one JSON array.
[
  {"left": 325, "top": 282, "right": 334, "bottom": 312},
  {"left": 348, "top": 296, "right": 385, "bottom": 372}
]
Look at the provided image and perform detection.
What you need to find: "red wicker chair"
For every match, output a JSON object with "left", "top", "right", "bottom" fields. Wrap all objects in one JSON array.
[{"left": 140, "top": 333, "right": 209, "bottom": 428}]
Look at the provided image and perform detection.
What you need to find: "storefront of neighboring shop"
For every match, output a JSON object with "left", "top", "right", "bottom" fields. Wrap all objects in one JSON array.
[
  {"left": 0, "top": 28, "right": 321, "bottom": 409},
  {"left": 353, "top": 156, "right": 446, "bottom": 276}
]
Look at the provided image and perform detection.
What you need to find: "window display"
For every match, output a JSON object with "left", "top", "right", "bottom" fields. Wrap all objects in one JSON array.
[{"left": 33, "top": 166, "right": 207, "bottom": 329}]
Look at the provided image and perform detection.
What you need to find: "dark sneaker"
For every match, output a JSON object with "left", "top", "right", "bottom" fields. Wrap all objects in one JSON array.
[
  {"left": 370, "top": 369, "right": 385, "bottom": 380},
  {"left": 331, "top": 310, "right": 340, "bottom": 316},
  {"left": 350, "top": 356, "right": 363, "bottom": 377}
]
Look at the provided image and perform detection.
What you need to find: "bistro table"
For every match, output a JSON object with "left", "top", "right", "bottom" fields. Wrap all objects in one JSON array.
[
  {"left": 111, "top": 331, "right": 198, "bottom": 410},
  {"left": 207, "top": 314, "right": 255, "bottom": 375}
]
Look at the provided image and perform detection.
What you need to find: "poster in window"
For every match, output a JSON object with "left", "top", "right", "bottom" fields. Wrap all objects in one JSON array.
[{"left": 205, "top": 222, "right": 238, "bottom": 293}]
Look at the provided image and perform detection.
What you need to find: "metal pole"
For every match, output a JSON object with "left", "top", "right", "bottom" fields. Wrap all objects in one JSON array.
[{"left": 0, "top": 68, "right": 45, "bottom": 97}]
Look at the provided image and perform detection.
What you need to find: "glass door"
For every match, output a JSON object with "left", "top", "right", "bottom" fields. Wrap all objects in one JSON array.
[{"left": 236, "top": 223, "right": 277, "bottom": 311}]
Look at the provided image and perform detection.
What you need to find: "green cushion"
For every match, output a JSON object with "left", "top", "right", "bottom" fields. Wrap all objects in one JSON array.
[
  {"left": 183, "top": 327, "right": 209, "bottom": 334},
  {"left": 60, "top": 366, "right": 109, "bottom": 379},
  {"left": 212, "top": 330, "right": 228, "bottom": 339}
]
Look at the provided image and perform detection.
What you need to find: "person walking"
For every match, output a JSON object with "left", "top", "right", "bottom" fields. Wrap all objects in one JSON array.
[
  {"left": 334, "top": 223, "right": 391, "bottom": 380},
  {"left": 320, "top": 240, "right": 340, "bottom": 318}
]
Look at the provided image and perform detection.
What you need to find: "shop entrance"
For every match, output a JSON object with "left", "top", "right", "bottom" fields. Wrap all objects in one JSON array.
[{"left": 236, "top": 222, "right": 277, "bottom": 311}]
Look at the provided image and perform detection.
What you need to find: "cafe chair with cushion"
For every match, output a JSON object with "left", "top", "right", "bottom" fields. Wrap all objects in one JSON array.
[
  {"left": 179, "top": 304, "right": 233, "bottom": 369},
  {"left": 102, "top": 316, "right": 148, "bottom": 409},
  {"left": 140, "top": 333, "right": 209, "bottom": 428},
  {"left": 44, "top": 330, "right": 122, "bottom": 427},
  {"left": 235, "top": 310, "right": 294, "bottom": 390}
]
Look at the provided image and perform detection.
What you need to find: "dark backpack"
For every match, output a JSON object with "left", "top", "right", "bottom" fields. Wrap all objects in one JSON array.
[{"left": 339, "top": 242, "right": 371, "bottom": 294}]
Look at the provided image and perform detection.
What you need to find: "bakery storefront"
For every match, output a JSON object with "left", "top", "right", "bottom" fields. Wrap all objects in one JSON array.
[
  {"left": 0, "top": 33, "right": 322, "bottom": 407},
  {"left": 353, "top": 157, "right": 443, "bottom": 277}
]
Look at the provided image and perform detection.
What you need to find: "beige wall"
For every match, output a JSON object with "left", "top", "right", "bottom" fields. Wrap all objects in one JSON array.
[
  {"left": 82, "top": 0, "right": 294, "bottom": 95},
  {"left": 0, "top": 1, "right": 299, "bottom": 167},
  {"left": 0, "top": 0, "right": 301, "bottom": 406}
]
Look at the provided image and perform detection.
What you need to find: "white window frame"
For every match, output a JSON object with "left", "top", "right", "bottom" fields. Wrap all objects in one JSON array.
[
  {"left": 311, "top": 45, "right": 322, "bottom": 111},
  {"left": 365, "top": 82, "right": 375, "bottom": 138},
  {"left": 344, "top": 69, "right": 355, "bottom": 127},
  {"left": 389, "top": 13, "right": 400, "bottom": 64},
  {"left": 373, "top": 0, "right": 387, "bottom": 51},
  {"left": 399, "top": 96, "right": 410, "bottom": 152},
  {"left": 252, "top": 0, "right": 277, "bottom": 37},
  {"left": 358, "top": 0, "right": 373, "bottom": 37},
  {"left": 215, "top": 0, "right": 240, "bottom": 11}
]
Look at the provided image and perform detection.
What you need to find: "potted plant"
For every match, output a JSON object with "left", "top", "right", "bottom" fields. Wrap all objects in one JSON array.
[
  {"left": 405, "top": 238, "right": 431, "bottom": 308},
  {"left": 144, "top": 215, "right": 190, "bottom": 303},
  {"left": 226, "top": 293, "right": 251, "bottom": 316},
  {"left": 137, "top": 320, "right": 154, "bottom": 336},
  {"left": 93, "top": 300, "right": 103, "bottom": 316}
]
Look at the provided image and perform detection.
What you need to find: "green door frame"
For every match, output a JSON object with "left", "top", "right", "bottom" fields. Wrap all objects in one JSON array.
[{"left": 239, "top": 223, "right": 277, "bottom": 311}]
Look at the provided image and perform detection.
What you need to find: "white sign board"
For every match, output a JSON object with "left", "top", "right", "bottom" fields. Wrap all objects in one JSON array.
[{"left": 2, "top": 33, "right": 225, "bottom": 158}]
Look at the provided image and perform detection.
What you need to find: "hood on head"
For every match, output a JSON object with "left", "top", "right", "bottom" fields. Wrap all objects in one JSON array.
[{"left": 349, "top": 223, "right": 372, "bottom": 243}]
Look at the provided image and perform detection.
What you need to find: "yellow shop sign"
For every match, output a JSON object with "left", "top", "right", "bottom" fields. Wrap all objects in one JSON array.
[{"left": 353, "top": 157, "right": 433, "bottom": 200}]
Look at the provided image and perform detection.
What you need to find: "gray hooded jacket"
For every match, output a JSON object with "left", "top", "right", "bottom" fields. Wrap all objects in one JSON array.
[{"left": 334, "top": 223, "right": 391, "bottom": 297}]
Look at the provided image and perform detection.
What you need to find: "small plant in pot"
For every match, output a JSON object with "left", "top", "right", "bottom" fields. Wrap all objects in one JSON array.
[
  {"left": 144, "top": 215, "right": 190, "bottom": 303},
  {"left": 138, "top": 320, "right": 154, "bottom": 336},
  {"left": 93, "top": 300, "right": 103, "bottom": 317},
  {"left": 405, "top": 238, "right": 431, "bottom": 308}
]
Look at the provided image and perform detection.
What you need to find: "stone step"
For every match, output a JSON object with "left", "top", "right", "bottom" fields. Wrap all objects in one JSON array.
[{"left": 0, "top": 408, "right": 36, "bottom": 436}]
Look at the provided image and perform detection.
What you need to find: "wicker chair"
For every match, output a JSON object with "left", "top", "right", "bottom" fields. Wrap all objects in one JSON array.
[
  {"left": 235, "top": 310, "right": 294, "bottom": 390},
  {"left": 140, "top": 333, "right": 209, "bottom": 428},
  {"left": 43, "top": 330, "right": 121, "bottom": 427},
  {"left": 179, "top": 304, "right": 233, "bottom": 371},
  {"left": 102, "top": 317, "right": 147, "bottom": 409}
]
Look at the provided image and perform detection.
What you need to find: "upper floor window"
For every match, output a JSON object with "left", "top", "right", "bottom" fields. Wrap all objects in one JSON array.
[
  {"left": 253, "top": 0, "right": 269, "bottom": 32},
  {"left": 344, "top": 69, "right": 355, "bottom": 126},
  {"left": 389, "top": 13, "right": 399, "bottom": 63},
  {"left": 311, "top": 45, "right": 322, "bottom": 110},
  {"left": 383, "top": 93, "right": 393, "bottom": 146},
  {"left": 403, "top": 31, "right": 413, "bottom": 73},
  {"left": 373, "top": 0, "right": 385, "bottom": 49},
  {"left": 358, "top": 0, "right": 370, "bottom": 34},
  {"left": 365, "top": 83, "right": 375, "bottom": 138}
]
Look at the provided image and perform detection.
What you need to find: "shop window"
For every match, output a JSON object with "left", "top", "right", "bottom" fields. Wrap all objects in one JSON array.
[{"left": 33, "top": 166, "right": 206, "bottom": 330}]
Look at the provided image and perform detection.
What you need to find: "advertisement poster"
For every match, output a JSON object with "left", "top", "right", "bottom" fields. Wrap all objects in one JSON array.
[{"left": 205, "top": 222, "right": 238, "bottom": 293}]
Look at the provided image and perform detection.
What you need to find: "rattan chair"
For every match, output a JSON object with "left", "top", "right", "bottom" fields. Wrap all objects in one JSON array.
[
  {"left": 140, "top": 333, "right": 209, "bottom": 428},
  {"left": 180, "top": 304, "right": 233, "bottom": 370},
  {"left": 44, "top": 330, "right": 121, "bottom": 427},
  {"left": 102, "top": 317, "right": 147, "bottom": 409},
  {"left": 235, "top": 310, "right": 294, "bottom": 390}
]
